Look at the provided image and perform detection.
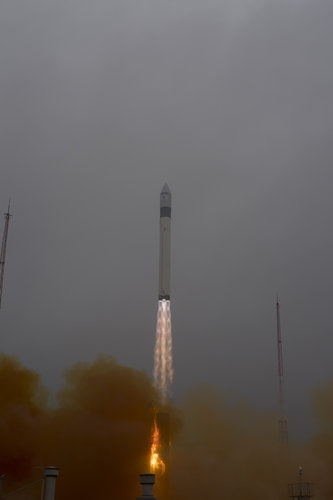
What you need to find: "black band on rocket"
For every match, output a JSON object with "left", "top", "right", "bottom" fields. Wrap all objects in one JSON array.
[{"left": 160, "top": 207, "right": 171, "bottom": 218}]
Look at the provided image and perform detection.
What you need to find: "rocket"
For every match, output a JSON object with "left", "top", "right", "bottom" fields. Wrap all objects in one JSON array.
[{"left": 159, "top": 183, "right": 171, "bottom": 300}]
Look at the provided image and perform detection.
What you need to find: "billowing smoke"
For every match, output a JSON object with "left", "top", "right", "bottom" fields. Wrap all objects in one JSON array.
[
  {"left": 0, "top": 354, "right": 166, "bottom": 499},
  {"left": 2, "top": 353, "right": 333, "bottom": 499}
]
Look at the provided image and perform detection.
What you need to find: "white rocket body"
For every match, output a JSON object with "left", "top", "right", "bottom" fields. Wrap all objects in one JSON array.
[{"left": 159, "top": 184, "right": 171, "bottom": 300}]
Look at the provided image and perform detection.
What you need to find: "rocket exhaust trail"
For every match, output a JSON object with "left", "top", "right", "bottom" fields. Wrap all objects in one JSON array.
[{"left": 154, "top": 299, "right": 173, "bottom": 402}]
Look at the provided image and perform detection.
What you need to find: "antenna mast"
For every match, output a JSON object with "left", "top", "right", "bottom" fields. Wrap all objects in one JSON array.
[
  {"left": 288, "top": 466, "right": 314, "bottom": 499},
  {"left": 0, "top": 202, "right": 12, "bottom": 309},
  {"left": 276, "top": 296, "right": 288, "bottom": 444}
]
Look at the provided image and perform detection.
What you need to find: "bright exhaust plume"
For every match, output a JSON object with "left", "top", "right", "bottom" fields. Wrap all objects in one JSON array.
[{"left": 153, "top": 300, "right": 173, "bottom": 403}]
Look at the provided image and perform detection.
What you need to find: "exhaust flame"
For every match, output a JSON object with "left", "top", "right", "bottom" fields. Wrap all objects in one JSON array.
[
  {"left": 150, "top": 415, "right": 165, "bottom": 475},
  {"left": 153, "top": 300, "right": 173, "bottom": 403},
  {"left": 151, "top": 300, "right": 173, "bottom": 474}
]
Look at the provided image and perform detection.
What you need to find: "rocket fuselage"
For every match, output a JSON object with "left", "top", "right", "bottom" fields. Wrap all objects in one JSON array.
[{"left": 159, "top": 184, "right": 171, "bottom": 300}]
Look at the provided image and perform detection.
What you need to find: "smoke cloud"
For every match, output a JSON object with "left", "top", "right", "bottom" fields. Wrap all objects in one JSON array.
[
  {"left": 0, "top": 354, "right": 161, "bottom": 499},
  {"left": 1, "top": 354, "right": 333, "bottom": 499}
]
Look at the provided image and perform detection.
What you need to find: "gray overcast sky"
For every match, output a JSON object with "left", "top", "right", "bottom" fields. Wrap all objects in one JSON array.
[{"left": 0, "top": 0, "right": 332, "bottom": 438}]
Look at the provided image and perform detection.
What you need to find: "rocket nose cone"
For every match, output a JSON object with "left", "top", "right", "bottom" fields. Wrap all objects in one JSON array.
[
  {"left": 161, "top": 183, "right": 171, "bottom": 194},
  {"left": 160, "top": 183, "right": 171, "bottom": 212}
]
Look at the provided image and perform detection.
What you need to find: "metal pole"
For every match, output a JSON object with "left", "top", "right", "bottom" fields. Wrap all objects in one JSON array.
[
  {"left": 0, "top": 202, "right": 11, "bottom": 309},
  {"left": 44, "top": 467, "right": 59, "bottom": 500},
  {"left": 0, "top": 474, "right": 5, "bottom": 499},
  {"left": 40, "top": 476, "right": 45, "bottom": 500},
  {"left": 276, "top": 296, "right": 288, "bottom": 444},
  {"left": 136, "top": 474, "right": 157, "bottom": 500}
]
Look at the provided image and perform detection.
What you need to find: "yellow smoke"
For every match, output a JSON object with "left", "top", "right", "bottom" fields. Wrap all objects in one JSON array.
[
  {"left": 2, "top": 354, "right": 333, "bottom": 499},
  {"left": 0, "top": 354, "right": 158, "bottom": 499}
]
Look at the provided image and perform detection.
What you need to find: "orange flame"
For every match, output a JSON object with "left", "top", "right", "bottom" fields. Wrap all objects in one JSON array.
[{"left": 150, "top": 417, "right": 165, "bottom": 474}]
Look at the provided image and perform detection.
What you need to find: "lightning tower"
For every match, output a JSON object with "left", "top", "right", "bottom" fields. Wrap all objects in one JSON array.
[
  {"left": 288, "top": 467, "right": 314, "bottom": 499},
  {"left": 0, "top": 202, "right": 12, "bottom": 309},
  {"left": 276, "top": 296, "right": 288, "bottom": 445}
]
